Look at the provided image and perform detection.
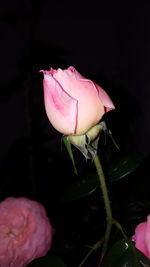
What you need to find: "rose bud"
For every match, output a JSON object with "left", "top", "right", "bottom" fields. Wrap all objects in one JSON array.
[
  {"left": 41, "top": 66, "right": 115, "bottom": 135},
  {"left": 132, "top": 215, "right": 150, "bottom": 259},
  {"left": 0, "top": 197, "right": 53, "bottom": 267}
]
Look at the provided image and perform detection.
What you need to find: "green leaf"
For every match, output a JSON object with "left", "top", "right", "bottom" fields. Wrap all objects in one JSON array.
[
  {"left": 63, "top": 136, "right": 78, "bottom": 175},
  {"left": 27, "top": 254, "right": 67, "bottom": 267},
  {"left": 61, "top": 172, "right": 99, "bottom": 202},
  {"left": 108, "top": 153, "right": 144, "bottom": 182},
  {"left": 101, "top": 239, "right": 150, "bottom": 267}
]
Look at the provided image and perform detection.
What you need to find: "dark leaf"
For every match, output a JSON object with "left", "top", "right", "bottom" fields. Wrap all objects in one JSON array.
[
  {"left": 61, "top": 172, "right": 99, "bottom": 202},
  {"left": 102, "top": 239, "right": 150, "bottom": 267},
  {"left": 108, "top": 153, "right": 144, "bottom": 182}
]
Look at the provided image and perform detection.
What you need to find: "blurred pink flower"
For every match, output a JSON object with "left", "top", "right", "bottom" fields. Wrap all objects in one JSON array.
[
  {"left": 132, "top": 215, "right": 150, "bottom": 259},
  {"left": 0, "top": 197, "right": 53, "bottom": 267},
  {"left": 41, "top": 66, "right": 115, "bottom": 135}
]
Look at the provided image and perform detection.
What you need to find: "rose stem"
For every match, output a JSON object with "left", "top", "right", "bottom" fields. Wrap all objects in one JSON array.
[{"left": 93, "top": 154, "right": 113, "bottom": 265}]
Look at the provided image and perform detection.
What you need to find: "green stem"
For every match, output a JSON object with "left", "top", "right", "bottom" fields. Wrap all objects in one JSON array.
[
  {"left": 78, "top": 239, "right": 104, "bottom": 267},
  {"left": 93, "top": 154, "right": 113, "bottom": 264}
]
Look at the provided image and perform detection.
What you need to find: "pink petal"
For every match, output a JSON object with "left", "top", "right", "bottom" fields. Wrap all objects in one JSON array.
[
  {"left": 43, "top": 73, "right": 78, "bottom": 135},
  {"left": 40, "top": 68, "right": 57, "bottom": 76},
  {"left": 53, "top": 67, "right": 105, "bottom": 135},
  {"left": 94, "top": 83, "right": 115, "bottom": 112},
  {"left": 49, "top": 68, "right": 57, "bottom": 75},
  {"left": 145, "top": 215, "right": 150, "bottom": 258},
  {"left": 0, "top": 197, "right": 53, "bottom": 267},
  {"left": 43, "top": 66, "right": 115, "bottom": 135},
  {"left": 68, "top": 67, "right": 115, "bottom": 112},
  {"left": 68, "top": 66, "right": 75, "bottom": 72},
  {"left": 132, "top": 222, "right": 149, "bottom": 258},
  {"left": 68, "top": 66, "right": 85, "bottom": 79}
]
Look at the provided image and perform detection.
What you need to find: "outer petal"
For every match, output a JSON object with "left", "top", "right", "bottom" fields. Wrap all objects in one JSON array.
[
  {"left": 53, "top": 67, "right": 105, "bottom": 134},
  {"left": 53, "top": 67, "right": 87, "bottom": 96},
  {"left": 132, "top": 222, "right": 149, "bottom": 258},
  {"left": 94, "top": 83, "right": 115, "bottom": 112},
  {"left": 144, "top": 215, "right": 150, "bottom": 258},
  {"left": 43, "top": 72, "right": 78, "bottom": 135},
  {"left": 64, "top": 67, "right": 115, "bottom": 112}
]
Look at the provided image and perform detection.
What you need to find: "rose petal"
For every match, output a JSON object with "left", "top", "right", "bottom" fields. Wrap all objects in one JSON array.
[
  {"left": 43, "top": 72, "right": 78, "bottom": 135},
  {"left": 42, "top": 66, "right": 115, "bottom": 135},
  {"left": 144, "top": 215, "right": 150, "bottom": 258},
  {"left": 53, "top": 67, "right": 106, "bottom": 134},
  {"left": 94, "top": 83, "right": 115, "bottom": 112},
  {"left": 68, "top": 67, "right": 115, "bottom": 111},
  {"left": 0, "top": 197, "right": 53, "bottom": 267},
  {"left": 132, "top": 222, "right": 149, "bottom": 258}
]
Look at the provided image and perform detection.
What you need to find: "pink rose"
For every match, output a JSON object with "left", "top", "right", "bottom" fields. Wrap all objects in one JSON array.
[
  {"left": 132, "top": 215, "right": 150, "bottom": 259},
  {"left": 0, "top": 197, "right": 53, "bottom": 267},
  {"left": 41, "top": 66, "right": 115, "bottom": 135}
]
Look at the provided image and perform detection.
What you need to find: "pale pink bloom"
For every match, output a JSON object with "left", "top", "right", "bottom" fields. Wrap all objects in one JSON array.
[
  {"left": 0, "top": 197, "right": 53, "bottom": 267},
  {"left": 132, "top": 215, "right": 150, "bottom": 259},
  {"left": 41, "top": 66, "right": 115, "bottom": 135}
]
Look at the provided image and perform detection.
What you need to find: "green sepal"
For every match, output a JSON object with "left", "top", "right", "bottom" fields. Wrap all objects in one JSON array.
[
  {"left": 67, "top": 122, "right": 105, "bottom": 159},
  {"left": 62, "top": 136, "right": 78, "bottom": 175}
]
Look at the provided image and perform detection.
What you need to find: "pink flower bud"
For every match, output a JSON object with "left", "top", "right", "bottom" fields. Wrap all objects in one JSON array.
[
  {"left": 41, "top": 66, "right": 115, "bottom": 135},
  {"left": 0, "top": 197, "right": 53, "bottom": 267},
  {"left": 132, "top": 215, "right": 150, "bottom": 259}
]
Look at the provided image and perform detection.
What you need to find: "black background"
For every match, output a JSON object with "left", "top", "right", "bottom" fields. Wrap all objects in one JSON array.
[
  {"left": 1, "top": 1, "right": 150, "bottom": 266},
  {"left": 1, "top": 0, "right": 150, "bottom": 162}
]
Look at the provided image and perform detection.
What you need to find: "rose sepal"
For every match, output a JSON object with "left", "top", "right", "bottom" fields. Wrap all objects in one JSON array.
[{"left": 64, "top": 122, "right": 106, "bottom": 160}]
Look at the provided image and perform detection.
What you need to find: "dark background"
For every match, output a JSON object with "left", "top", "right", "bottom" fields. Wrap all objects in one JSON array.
[
  {"left": 1, "top": 0, "right": 150, "bottom": 163},
  {"left": 1, "top": 0, "right": 150, "bottom": 266}
]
